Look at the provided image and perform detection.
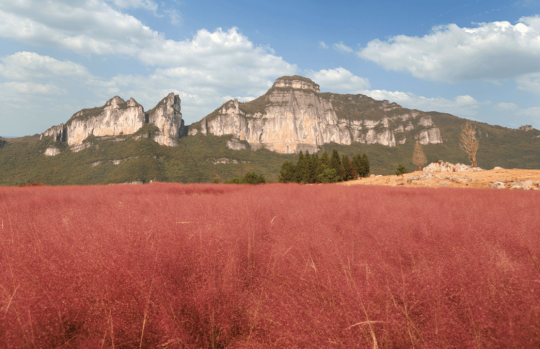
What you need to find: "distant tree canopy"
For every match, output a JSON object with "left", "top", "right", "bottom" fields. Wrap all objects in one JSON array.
[
  {"left": 279, "top": 149, "right": 370, "bottom": 184},
  {"left": 224, "top": 172, "right": 266, "bottom": 184}
]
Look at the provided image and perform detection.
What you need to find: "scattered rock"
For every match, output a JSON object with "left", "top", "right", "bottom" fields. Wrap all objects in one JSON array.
[
  {"left": 424, "top": 160, "right": 483, "bottom": 173},
  {"left": 71, "top": 142, "right": 92, "bottom": 153},
  {"left": 376, "top": 175, "right": 383, "bottom": 177},
  {"left": 440, "top": 181, "right": 449, "bottom": 186},
  {"left": 509, "top": 180, "right": 535, "bottom": 190},
  {"left": 208, "top": 158, "right": 249, "bottom": 165},
  {"left": 489, "top": 181, "right": 506, "bottom": 189},
  {"left": 407, "top": 172, "right": 439, "bottom": 183},
  {"left": 90, "top": 161, "right": 101, "bottom": 167},
  {"left": 493, "top": 166, "right": 504, "bottom": 170},
  {"left": 44, "top": 147, "right": 60, "bottom": 157},
  {"left": 370, "top": 174, "right": 375, "bottom": 178},
  {"left": 111, "top": 159, "right": 123, "bottom": 165}
]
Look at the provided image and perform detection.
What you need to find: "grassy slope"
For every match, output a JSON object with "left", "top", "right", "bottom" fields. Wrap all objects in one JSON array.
[
  {"left": 0, "top": 132, "right": 299, "bottom": 185},
  {"left": 2, "top": 123, "right": 539, "bottom": 186}
]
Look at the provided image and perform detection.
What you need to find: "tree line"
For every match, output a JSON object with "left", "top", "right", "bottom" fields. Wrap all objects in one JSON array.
[{"left": 279, "top": 149, "right": 370, "bottom": 183}]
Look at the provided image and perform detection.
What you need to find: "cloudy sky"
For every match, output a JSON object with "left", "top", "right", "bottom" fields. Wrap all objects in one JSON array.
[{"left": 1, "top": 0, "right": 540, "bottom": 137}]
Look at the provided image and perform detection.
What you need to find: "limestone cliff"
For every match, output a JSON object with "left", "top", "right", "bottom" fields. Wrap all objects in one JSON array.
[
  {"left": 41, "top": 93, "right": 183, "bottom": 147},
  {"left": 146, "top": 93, "right": 184, "bottom": 146},
  {"left": 188, "top": 76, "right": 443, "bottom": 154}
]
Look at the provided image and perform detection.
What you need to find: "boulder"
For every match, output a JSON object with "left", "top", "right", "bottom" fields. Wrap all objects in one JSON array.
[
  {"left": 489, "top": 181, "right": 506, "bottom": 189},
  {"left": 509, "top": 180, "right": 535, "bottom": 190}
]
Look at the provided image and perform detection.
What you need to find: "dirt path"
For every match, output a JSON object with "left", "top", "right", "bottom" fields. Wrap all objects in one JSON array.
[{"left": 341, "top": 168, "right": 540, "bottom": 189}]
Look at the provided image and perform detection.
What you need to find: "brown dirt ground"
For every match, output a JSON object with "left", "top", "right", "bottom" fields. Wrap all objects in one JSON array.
[{"left": 340, "top": 169, "right": 540, "bottom": 189}]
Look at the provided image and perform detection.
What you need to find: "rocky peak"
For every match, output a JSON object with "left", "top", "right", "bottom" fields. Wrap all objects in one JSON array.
[
  {"left": 41, "top": 92, "right": 183, "bottom": 148},
  {"left": 189, "top": 75, "right": 444, "bottom": 154},
  {"left": 272, "top": 75, "right": 320, "bottom": 93},
  {"left": 105, "top": 96, "right": 126, "bottom": 107},
  {"left": 147, "top": 93, "right": 183, "bottom": 146}
]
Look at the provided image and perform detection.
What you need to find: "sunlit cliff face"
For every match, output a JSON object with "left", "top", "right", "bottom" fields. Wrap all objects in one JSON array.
[{"left": 192, "top": 76, "right": 443, "bottom": 154}]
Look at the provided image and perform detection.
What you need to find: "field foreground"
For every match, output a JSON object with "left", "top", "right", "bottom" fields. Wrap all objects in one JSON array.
[{"left": 1, "top": 183, "right": 540, "bottom": 348}]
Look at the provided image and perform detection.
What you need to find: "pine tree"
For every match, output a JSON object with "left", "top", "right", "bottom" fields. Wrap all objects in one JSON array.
[
  {"left": 295, "top": 151, "right": 306, "bottom": 183},
  {"left": 320, "top": 151, "right": 330, "bottom": 167},
  {"left": 303, "top": 152, "right": 311, "bottom": 183},
  {"left": 351, "top": 154, "right": 362, "bottom": 178},
  {"left": 279, "top": 161, "right": 296, "bottom": 183},
  {"left": 342, "top": 155, "right": 354, "bottom": 181},
  {"left": 312, "top": 154, "right": 323, "bottom": 183},
  {"left": 330, "top": 149, "right": 342, "bottom": 180},
  {"left": 395, "top": 164, "right": 407, "bottom": 176},
  {"left": 362, "top": 153, "right": 370, "bottom": 177}
]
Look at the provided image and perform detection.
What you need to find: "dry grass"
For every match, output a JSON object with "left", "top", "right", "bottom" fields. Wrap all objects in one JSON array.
[{"left": 341, "top": 168, "right": 540, "bottom": 189}]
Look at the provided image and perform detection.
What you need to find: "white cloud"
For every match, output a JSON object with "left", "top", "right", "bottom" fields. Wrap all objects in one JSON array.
[
  {"left": 493, "top": 102, "right": 540, "bottom": 117},
  {"left": 164, "top": 8, "right": 181, "bottom": 25},
  {"left": 304, "top": 67, "right": 370, "bottom": 92},
  {"left": 0, "top": 1, "right": 298, "bottom": 125},
  {"left": 319, "top": 41, "right": 328, "bottom": 49},
  {"left": 109, "top": 0, "right": 158, "bottom": 11},
  {"left": 333, "top": 41, "right": 353, "bottom": 53},
  {"left": 516, "top": 73, "right": 540, "bottom": 93},
  {"left": 361, "top": 89, "right": 484, "bottom": 117},
  {"left": 494, "top": 102, "right": 519, "bottom": 111},
  {"left": 0, "top": 0, "right": 159, "bottom": 55},
  {"left": 0, "top": 82, "right": 66, "bottom": 95},
  {"left": 0, "top": 52, "right": 90, "bottom": 80},
  {"left": 358, "top": 16, "right": 540, "bottom": 82}
]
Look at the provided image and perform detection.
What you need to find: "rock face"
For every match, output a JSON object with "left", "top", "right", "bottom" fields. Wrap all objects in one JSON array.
[
  {"left": 189, "top": 75, "right": 444, "bottom": 154},
  {"left": 147, "top": 93, "right": 184, "bottom": 146},
  {"left": 41, "top": 93, "right": 184, "bottom": 147}
]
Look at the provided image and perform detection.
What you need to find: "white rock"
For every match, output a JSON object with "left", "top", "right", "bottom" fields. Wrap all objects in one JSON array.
[
  {"left": 226, "top": 138, "right": 246, "bottom": 150},
  {"left": 424, "top": 160, "right": 483, "bottom": 173},
  {"left": 71, "top": 142, "right": 92, "bottom": 153},
  {"left": 44, "top": 147, "right": 60, "bottom": 157},
  {"left": 489, "top": 181, "right": 506, "bottom": 189},
  {"left": 188, "top": 76, "right": 443, "bottom": 154},
  {"left": 407, "top": 172, "right": 439, "bottom": 183},
  {"left": 509, "top": 180, "right": 535, "bottom": 190}
]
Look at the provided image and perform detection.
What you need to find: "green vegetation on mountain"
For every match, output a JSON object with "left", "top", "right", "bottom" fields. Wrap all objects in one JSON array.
[{"left": 1, "top": 115, "right": 540, "bottom": 186}]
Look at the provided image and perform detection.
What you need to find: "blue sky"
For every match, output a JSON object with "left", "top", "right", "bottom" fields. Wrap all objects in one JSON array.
[{"left": 1, "top": 0, "right": 540, "bottom": 137}]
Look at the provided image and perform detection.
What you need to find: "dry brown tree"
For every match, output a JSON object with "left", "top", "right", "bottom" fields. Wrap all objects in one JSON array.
[
  {"left": 460, "top": 122, "right": 479, "bottom": 167},
  {"left": 412, "top": 141, "right": 427, "bottom": 171}
]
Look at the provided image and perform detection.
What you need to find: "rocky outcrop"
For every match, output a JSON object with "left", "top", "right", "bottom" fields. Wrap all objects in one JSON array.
[
  {"left": 44, "top": 147, "right": 60, "bottom": 156},
  {"left": 519, "top": 125, "right": 534, "bottom": 132},
  {"left": 64, "top": 96, "right": 145, "bottom": 146},
  {"left": 423, "top": 160, "right": 483, "bottom": 173},
  {"left": 189, "top": 76, "right": 444, "bottom": 154},
  {"left": 147, "top": 93, "right": 183, "bottom": 146},
  {"left": 41, "top": 93, "right": 183, "bottom": 147}
]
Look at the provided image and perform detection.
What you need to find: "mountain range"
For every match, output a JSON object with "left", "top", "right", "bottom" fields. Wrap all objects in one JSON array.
[{"left": 1, "top": 76, "right": 539, "bottom": 185}]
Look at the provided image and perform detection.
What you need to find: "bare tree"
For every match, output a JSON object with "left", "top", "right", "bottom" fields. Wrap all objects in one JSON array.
[
  {"left": 412, "top": 141, "right": 427, "bottom": 171},
  {"left": 460, "top": 122, "right": 479, "bottom": 167}
]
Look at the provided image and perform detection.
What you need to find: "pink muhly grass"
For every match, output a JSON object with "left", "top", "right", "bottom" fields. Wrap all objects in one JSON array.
[{"left": 0, "top": 183, "right": 539, "bottom": 348}]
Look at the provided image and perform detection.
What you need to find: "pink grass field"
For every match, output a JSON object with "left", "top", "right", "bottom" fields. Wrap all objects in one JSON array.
[{"left": 1, "top": 183, "right": 540, "bottom": 348}]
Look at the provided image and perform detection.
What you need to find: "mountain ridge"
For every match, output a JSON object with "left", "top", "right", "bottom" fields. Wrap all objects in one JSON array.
[{"left": 1, "top": 75, "right": 539, "bottom": 185}]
